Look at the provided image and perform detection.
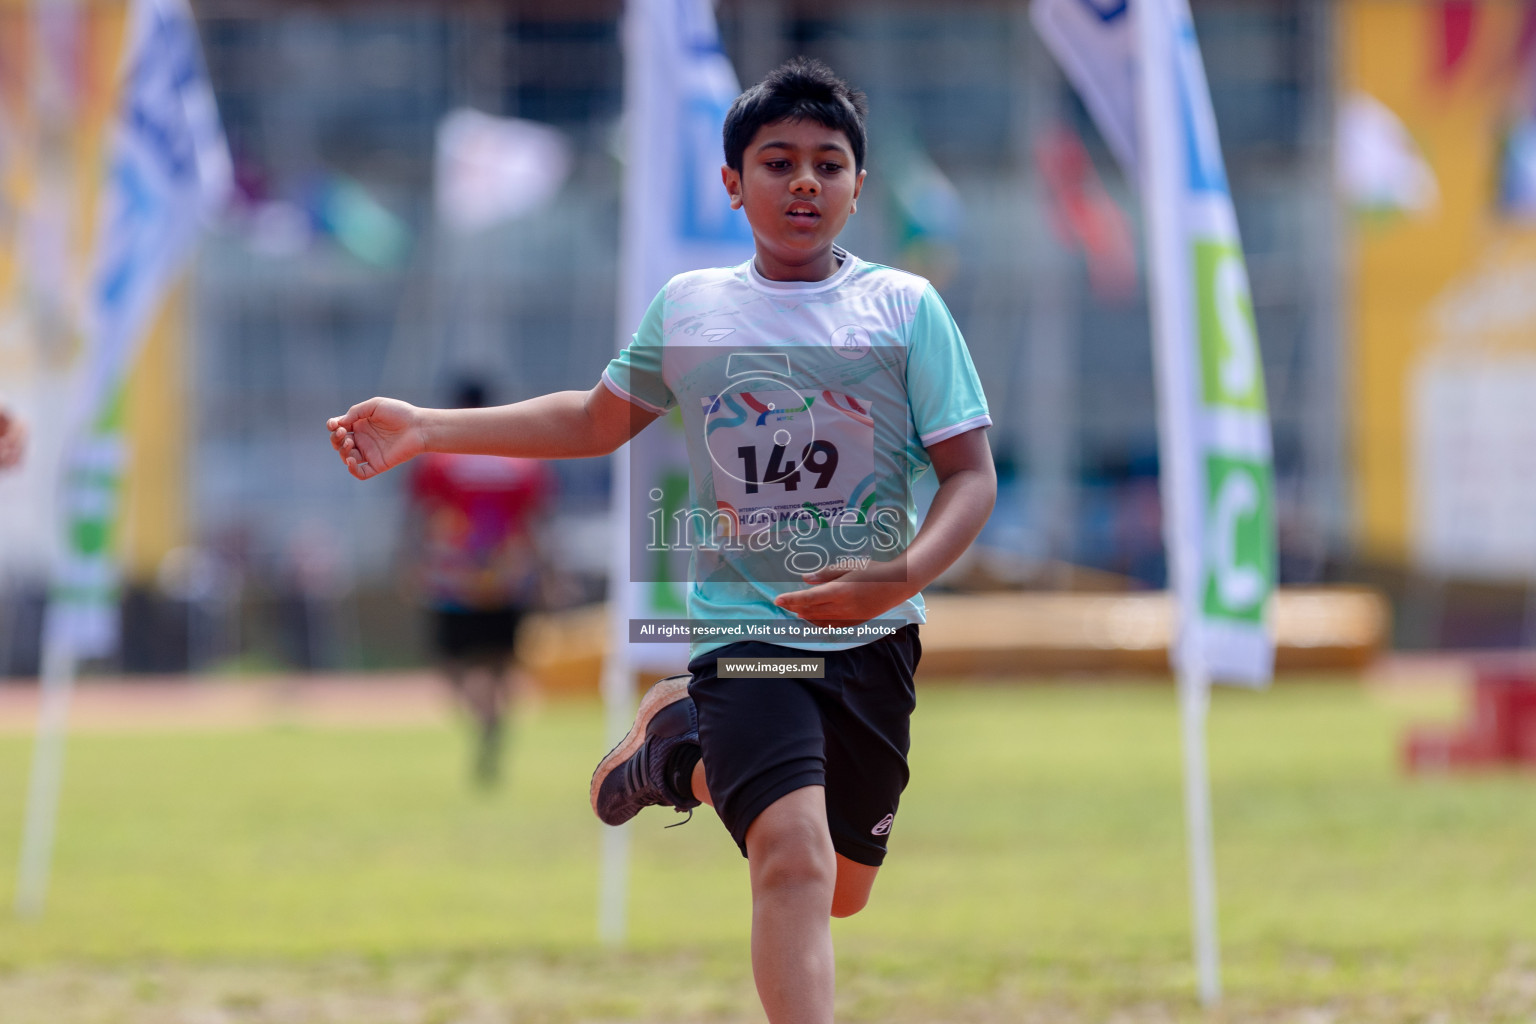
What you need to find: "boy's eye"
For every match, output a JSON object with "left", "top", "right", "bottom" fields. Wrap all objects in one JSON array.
[
  {"left": 764, "top": 159, "right": 791, "bottom": 171},
  {"left": 820, "top": 162, "right": 843, "bottom": 173}
]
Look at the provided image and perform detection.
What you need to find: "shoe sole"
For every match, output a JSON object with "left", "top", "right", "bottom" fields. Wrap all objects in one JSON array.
[{"left": 589, "top": 674, "right": 692, "bottom": 820}]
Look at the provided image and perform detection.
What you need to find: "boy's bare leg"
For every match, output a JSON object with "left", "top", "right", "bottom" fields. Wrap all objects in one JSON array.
[
  {"left": 744, "top": 786, "right": 837, "bottom": 1024},
  {"left": 831, "top": 856, "right": 877, "bottom": 918},
  {"left": 673, "top": 759, "right": 852, "bottom": 1021},
  {"left": 690, "top": 760, "right": 713, "bottom": 806},
  {"left": 689, "top": 760, "right": 878, "bottom": 917}
]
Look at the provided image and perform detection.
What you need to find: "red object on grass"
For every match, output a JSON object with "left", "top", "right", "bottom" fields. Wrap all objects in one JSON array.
[{"left": 1403, "top": 666, "right": 1536, "bottom": 773}]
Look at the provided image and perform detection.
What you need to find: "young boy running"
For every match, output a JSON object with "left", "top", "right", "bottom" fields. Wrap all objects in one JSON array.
[{"left": 328, "top": 58, "right": 994, "bottom": 1024}]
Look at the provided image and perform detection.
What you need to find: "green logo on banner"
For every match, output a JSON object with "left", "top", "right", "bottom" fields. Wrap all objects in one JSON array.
[
  {"left": 1202, "top": 454, "right": 1274, "bottom": 623},
  {"left": 1195, "top": 240, "right": 1266, "bottom": 412}
]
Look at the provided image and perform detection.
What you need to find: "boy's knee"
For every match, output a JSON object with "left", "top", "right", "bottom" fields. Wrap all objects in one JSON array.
[
  {"left": 746, "top": 793, "right": 837, "bottom": 897},
  {"left": 751, "top": 828, "right": 836, "bottom": 895}
]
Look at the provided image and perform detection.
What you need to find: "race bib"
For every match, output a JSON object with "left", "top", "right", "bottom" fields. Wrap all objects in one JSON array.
[{"left": 702, "top": 386, "right": 876, "bottom": 537}]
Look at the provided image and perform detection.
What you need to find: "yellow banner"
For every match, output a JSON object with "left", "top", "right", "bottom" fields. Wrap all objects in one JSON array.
[{"left": 1343, "top": 0, "right": 1536, "bottom": 575}]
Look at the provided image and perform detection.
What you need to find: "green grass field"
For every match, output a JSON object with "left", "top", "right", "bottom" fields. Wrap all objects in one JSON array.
[{"left": 0, "top": 678, "right": 1533, "bottom": 1023}]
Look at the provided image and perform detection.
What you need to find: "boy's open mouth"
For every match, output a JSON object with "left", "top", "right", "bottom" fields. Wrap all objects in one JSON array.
[{"left": 785, "top": 202, "right": 820, "bottom": 221}]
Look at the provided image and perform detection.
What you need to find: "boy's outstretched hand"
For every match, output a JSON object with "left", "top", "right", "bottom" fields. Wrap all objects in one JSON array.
[{"left": 327, "top": 397, "right": 427, "bottom": 480}]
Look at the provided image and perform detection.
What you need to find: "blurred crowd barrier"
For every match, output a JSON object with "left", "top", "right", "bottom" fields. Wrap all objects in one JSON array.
[{"left": 514, "top": 588, "right": 1390, "bottom": 695}]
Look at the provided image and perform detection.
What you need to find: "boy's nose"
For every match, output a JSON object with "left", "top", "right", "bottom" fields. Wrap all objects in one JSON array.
[{"left": 791, "top": 176, "right": 819, "bottom": 196}]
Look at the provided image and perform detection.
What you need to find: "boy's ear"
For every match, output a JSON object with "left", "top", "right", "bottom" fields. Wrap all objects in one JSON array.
[
  {"left": 721, "top": 164, "right": 743, "bottom": 210},
  {"left": 850, "top": 168, "right": 867, "bottom": 213}
]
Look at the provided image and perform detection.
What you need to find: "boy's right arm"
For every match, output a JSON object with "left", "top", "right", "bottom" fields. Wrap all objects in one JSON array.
[{"left": 327, "top": 382, "right": 658, "bottom": 481}]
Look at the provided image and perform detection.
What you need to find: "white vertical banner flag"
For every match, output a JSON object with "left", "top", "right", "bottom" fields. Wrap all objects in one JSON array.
[
  {"left": 48, "top": 0, "right": 233, "bottom": 659},
  {"left": 599, "top": 0, "right": 753, "bottom": 944},
  {"left": 18, "top": 0, "right": 230, "bottom": 918},
  {"left": 1033, "top": 0, "right": 1277, "bottom": 1005},
  {"left": 1033, "top": 0, "right": 1277, "bottom": 687}
]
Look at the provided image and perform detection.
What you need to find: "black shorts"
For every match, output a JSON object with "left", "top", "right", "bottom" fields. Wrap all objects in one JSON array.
[
  {"left": 432, "top": 608, "right": 522, "bottom": 661},
  {"left": 686, "top": 624, "right": 921, "bottom": 867}
]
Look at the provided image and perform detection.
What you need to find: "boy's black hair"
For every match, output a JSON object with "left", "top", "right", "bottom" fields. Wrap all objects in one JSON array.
[{"left": 723, "top": 57, "right": 868, "bottom": 173}]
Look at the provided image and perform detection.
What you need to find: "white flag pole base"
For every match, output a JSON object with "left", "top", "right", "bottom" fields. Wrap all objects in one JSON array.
[
  {"left": 1177, "top": 661, "right": 1221, "bottom": 1006},
  {"left": 598, "top": 822, "right": 631, "bottom": 947},
  {"left": 596, "top": 638, "right": 635, "bottom": 948},
  {"left": 15, "top": 630, "right": 78, "bottom": 918},
  {"left": 597, "top": 445, "right": 635, "bottom": 947}
]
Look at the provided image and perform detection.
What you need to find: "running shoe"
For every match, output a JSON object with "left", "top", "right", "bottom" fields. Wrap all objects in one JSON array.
[{"left": 590, "top": 674, "right": 701, "bottom": 826}]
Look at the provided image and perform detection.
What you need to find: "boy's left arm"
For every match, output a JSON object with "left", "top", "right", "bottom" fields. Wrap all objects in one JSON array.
[{"left": 774, "top": 428, "right": 996, "bottom": 628}]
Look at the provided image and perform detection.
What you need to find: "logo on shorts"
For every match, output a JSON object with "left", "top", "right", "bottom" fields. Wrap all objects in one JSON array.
[{"left": 871, "top": 813, "right": 894, "bottom": 836}]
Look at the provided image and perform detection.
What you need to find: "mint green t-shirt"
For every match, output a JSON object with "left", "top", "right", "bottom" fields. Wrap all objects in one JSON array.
[{"left": 604, "top": 249, "right": 991, "bottom": 655}]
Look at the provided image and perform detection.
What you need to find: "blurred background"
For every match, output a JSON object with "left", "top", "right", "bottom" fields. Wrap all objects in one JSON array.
[
  {"left": 3, "top": 3, "right": 1536, "bottom": 1021},
  {"left": 9, "top": 0, "right": 1514, "bottom": 677}
]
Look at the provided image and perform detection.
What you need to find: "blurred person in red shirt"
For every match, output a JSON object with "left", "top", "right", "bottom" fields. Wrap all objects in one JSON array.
[{"left": 407, "top": 380, "right": 555, "bottom": 787}]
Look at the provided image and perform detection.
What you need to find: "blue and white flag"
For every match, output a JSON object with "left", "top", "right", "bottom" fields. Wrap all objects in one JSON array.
[
  {"left": 48, "top": 0, "right": 231, "bottom": 658},
  {"left": 611, "top": 0, "right": 753, "bottom": 672},
  {"left": 1034, "top": 0, "right": 1276, "bottom": 687}
]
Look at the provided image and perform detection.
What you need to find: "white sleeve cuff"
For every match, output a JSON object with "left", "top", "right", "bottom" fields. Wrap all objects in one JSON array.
[
  {"left": 919, "top": 414, "right": 992, "bottom": 447},
  {"left": 601, "top": 370, "right": 667, "bottom": 415}
]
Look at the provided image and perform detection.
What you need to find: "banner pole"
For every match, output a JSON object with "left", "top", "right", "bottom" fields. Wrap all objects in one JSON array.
[
  {"left": 597, "top": 0, "right": 640, "bottom": 949},
  {"left": 1177, "top": 657, "right": 1221, "bottom": 1005},
  {"left": 597, "top": 449, "right": 634, "bottom": 947},
  {"left": 598, "top": 0, "right": 750, "bottom": 944},
  {"left": 1133, "top": 0, "right": 1223, "bottom": 1003},
  {"left": 15, "top": 623, "right": 77, "bottom": 918}
]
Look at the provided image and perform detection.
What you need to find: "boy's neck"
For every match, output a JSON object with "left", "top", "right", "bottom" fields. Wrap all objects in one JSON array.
[{"left": 752, "top": 247, "right": 845, "bottom": 283}]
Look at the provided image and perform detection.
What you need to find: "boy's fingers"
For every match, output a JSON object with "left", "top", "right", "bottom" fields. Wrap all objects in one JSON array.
[
  {"left": 778, "top": 578, "right": 844, "bottom": 603},
  {"left": 336, "top": 398, "right": 379, "bottom": 429},
  {"left": 783, "top": 578, "right": 840, "bottom": 602},
  {"left": 329, "top": 401, "right": 392, "bottom": 481},
  {"left": 776, "top": 595, "right": 833, "bottom": 623}
]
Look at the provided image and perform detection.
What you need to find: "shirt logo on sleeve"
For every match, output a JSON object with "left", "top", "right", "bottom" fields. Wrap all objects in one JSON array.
[
  {"left": 701, "top": 327, "right": 736, "bottom": 343},
  {"left": 831, "top": 324, "right": 871, "bottom": 360},
  {"left": 871, "top": 813, "right": 894, "bottom": 836}
]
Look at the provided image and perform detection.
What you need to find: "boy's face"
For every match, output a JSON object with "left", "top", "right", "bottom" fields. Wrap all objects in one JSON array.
[{"left": 722, "top": 118, "right": 865, "bottom": 281}]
